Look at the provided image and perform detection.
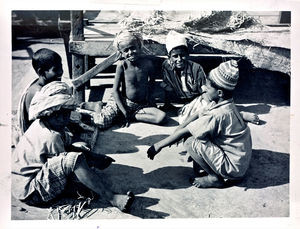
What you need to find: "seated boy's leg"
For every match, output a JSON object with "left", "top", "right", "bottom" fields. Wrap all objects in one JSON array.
[
  {"left": 92, "top": 97, "right": 119, "bottom": 129},
  {"left": 27, "top": 152, "right": 82, "bottom": 205},
  {"left": 135, "top": 107, "right": 167, "bottom": 124},
  {"left": 80, "top": 101, "right": 103, "bottom": 113},
  {"left": 184, "top": 138, "right": 224, "bottom": 188},
  {"left": 73, "top": 155, "right": 134, "bottom": 212},
  {"left": 184, "top": 136, "right": 205, "bottom": 176}
]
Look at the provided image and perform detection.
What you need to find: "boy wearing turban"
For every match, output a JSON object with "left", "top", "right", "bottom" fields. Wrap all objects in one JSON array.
[
  {"left": 147, "top": 60, "right": 252, "bottom": 188},
  {"left": 12, "top": 81, "right": 134, "bottom": 212},
  {"left": 160, "top": 30, "right": 206, "bottom": 111}
]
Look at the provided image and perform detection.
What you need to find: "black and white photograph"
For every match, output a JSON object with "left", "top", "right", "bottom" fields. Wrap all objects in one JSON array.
[{"left": 1, "top": 0, "right": 300, "bottom": 229}]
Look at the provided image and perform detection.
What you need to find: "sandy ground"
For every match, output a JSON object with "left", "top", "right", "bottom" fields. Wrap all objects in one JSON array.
[
  {"left": 6, "top": 9, "right": 292, "bottom": 220},
  {"left": 7, "top": 35, "right": 290, "bottom": 221}
]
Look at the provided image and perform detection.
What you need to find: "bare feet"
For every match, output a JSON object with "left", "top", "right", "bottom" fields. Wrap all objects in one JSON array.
[
  {"left": 190, "top": 175, "right": 224, "bottom": 188},
  {"left": 242, "top": 112, "right": 260, "bottom": 125},
  {"left": 110, "top": 191, "right": 135, "bottom": 213},
  {"left": 190, "top": 158, "right": 207, "bottom": 177}
]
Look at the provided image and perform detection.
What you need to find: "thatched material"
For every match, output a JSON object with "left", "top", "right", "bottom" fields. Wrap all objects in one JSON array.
[
  {"left": 187, "top": 29, "right": 290, "bottom": 75},
  {"left": 119, "top": 11, "right": 290, "bottom": 76}
]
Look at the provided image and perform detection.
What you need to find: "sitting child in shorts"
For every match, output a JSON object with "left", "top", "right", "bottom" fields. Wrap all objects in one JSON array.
[
  {"left": 147, "top": 60, "right": 252, "bottom": 188},
  {"left": 12, "top": 81, "right": 134, "bottom": 212},
  {"left": 79, "top": 31, "right": 166, "bottom": 129}
]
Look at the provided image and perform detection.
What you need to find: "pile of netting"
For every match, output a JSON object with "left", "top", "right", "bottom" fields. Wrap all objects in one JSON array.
[
  {"left": 118, "top": 11, "right": 262, "bottom": 35},
  {"left": 183, "top": 11, "right": 261, "bottom": 33}
]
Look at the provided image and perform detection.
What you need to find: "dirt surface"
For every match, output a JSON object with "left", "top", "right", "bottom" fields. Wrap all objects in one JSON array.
[
  {"left": 6, "top": 9, "right": 291, "bottom": 221},
  {"left": 8, "top": 34, "right": 290, "bottom": 221}
]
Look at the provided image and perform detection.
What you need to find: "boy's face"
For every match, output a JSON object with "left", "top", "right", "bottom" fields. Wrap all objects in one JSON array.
[
  {"left": 47, "top": 109, "right": 71, "bottom": 132},
  {"left": 43, "top": 61, "right": 63, "bottom": 83},
  {"left": 202, "top": 79, "right": 220, "bottom": 102},
  {"left": 119, "top": 40, "right": 141, "bottom": 62},
  {"left": 169, "top": 47, "right": 188, "bottom": 70}
]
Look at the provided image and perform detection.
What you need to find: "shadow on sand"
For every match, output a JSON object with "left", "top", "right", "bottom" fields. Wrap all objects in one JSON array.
[
  {"left": 102, "top": 164, "right": 193, "bottom": 194},
  {"left": 236, "top": 103, "right": 272, "bottom": 115},
  {"left": 93, "top": 128, "right": 170, "bottom": 155},
  {"left": 96, "top": 163, "right": 193, "bottom": 218},
  {"left": 230, "top": 149, "right": 289, "bottom": 189}
]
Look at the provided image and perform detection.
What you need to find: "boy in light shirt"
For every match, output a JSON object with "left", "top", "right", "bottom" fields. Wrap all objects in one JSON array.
[{"left": 147, "top": 60, "right": 252, "bottom": 188}]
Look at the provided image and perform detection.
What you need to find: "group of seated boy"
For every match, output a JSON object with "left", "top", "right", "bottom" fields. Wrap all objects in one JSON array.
[{"left": 12, "top": 30, "right": 259, "bottom": 213}]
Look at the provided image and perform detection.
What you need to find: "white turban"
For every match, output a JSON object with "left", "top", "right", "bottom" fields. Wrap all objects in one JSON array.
[
  {"left": 29, "top": 81, "right": 77, "bottom": 121},
  {"left": 165, "top": 30, "right": 188, "bottom": 54}
]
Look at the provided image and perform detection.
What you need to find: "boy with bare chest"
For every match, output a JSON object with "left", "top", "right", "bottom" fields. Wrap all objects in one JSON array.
[{"left": 85, "top": 31, "right": 166, "bottom": 129}]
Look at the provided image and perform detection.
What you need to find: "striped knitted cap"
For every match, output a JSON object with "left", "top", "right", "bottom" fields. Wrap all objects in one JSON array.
[{"left": 209, "top": 60, "right": 239, "bottom": 91}]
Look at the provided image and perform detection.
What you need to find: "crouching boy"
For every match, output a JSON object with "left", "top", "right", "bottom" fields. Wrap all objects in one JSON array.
[
  {"left": 147, "top": 60, "right": 252, "bottom": 188},
  {"left": 12, "top": 81, "right": 134, "bottom": 212}
]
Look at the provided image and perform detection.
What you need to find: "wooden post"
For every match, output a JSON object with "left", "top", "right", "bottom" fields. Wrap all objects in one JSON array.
[
  {"left": 71, "top": 11, "right": 85, "bottom": 103},
  {"left": 58, "top": 11, "right": 72, "bottom": 79}
]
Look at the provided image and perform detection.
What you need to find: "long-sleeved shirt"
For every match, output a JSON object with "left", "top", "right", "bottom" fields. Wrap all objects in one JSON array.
[
  {"left": 161, "top": 59, "right": 206, "bottom": 100},
  {"left": 187, "top": 99, "right": 252, "bottom": 179}
]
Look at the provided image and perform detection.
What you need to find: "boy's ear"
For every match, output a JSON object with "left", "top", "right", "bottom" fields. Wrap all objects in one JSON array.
[
  {"left": 217, "top": 89, "right": 224, "bottom": 98},
  {"left": 37, "top": 68, "right": 45, "bottom": 77}
]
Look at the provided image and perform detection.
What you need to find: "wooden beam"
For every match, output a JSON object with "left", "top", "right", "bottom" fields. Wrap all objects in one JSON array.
[
  {"left": 69, "top": 40, "right": 168, "bottom": 56},
  {"left": 69, "top": 39, "right": 229, "bottom": 57},
  {"left": 71, "top": 52, "right": 121, "bottom": 89}
]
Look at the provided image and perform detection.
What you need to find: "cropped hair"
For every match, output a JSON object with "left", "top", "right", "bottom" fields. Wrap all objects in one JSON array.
[
  {"left": 32, "top": 48, "right": 62, "bottom": 74},
  {"left": 207, "top": 76, "right": 233, "bottom": 100}
]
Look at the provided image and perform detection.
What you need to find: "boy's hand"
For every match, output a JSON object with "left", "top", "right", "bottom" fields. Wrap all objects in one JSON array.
[
  {"left": 147, "top": 145, "right": 159, "bottom": 160},
  {"left": 121, "top": 116, "right": 131, "bottom": 128},
  {"left": 121, "top": 112, "right": 132, "bottom": 128}
]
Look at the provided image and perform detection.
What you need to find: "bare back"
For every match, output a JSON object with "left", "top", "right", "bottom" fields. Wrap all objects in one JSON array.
[{"left": 24, "top": 82, "right": 43, "bottom": 115}]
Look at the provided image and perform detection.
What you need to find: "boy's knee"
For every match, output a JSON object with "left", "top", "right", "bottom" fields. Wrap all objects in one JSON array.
[
  {"left": 62, "top": 152, "right": 84, "bottom": 175},
  {"left": 147, "top": 110, "right": 167, "bottom": 124},
  {"left": 156, "top": 111, "right": 167, "bottom": 124},
  {"left": 183, "top": 136, "right": 195, "bottom": 152}
]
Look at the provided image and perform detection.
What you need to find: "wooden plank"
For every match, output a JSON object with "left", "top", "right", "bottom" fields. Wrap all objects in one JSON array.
[
  {"left": 69, "top": 40, "right": 169, "bottom": 56},
  {"left": 71, "top": 52, "right": 121, "bottom": 89},
  {"left": 69, "top": 38, "right": 234, "bottom": 57},
  {"left": 69, "top": 40, "right": 115, "bottom": 56}
]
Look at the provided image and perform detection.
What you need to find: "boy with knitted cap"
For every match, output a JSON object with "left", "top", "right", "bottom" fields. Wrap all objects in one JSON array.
[
  {"left": 12, "top": 81, "right": 134, "bottom": 212},
  {"left": 82, "top": 30, "right": 166, "bottom": 129},
  {"left": 147, "top": 60, "right": 252, "bottom": 188}
]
